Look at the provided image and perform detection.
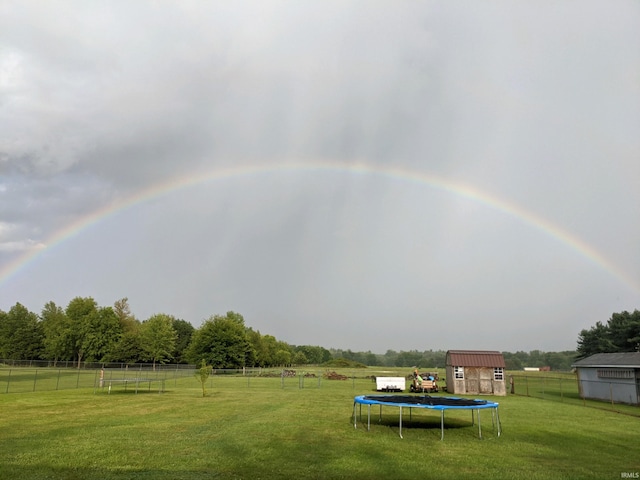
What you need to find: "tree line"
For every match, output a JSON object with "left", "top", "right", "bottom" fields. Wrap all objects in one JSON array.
[
  {"left": 0, "top": 298, "right": 332, "bottom": 368},
  {"left": 576, "top": 309, "right": 640, "bottom": 358},
  {"left": 330, "top": 348, "right": 578, "bottom": 371},
  {"left": 4, "top": 298, "right": 632, "bottom": 369}
]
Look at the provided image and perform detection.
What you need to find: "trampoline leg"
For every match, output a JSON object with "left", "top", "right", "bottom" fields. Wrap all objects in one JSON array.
[
  {"left": 478, "top": 409, "right": 482, "bottom": 439},
  {"left": 368, "top": 405, "right": 371, "bottom": 431},
  {"left": 440, "top": 411, "right": 444, "bottom": 441},
  {"left": 496, "top": 407, "right": 501, "bottom": 437},
  {"left": 491, "top": 407, "right": 496, "bottom": 432},
  {"left": 471, "top": 409, "right": 474, "bottom": 426},
  {"left": 353, "top": 402, "right": 357, "bottom": 429},
  {"left": 399, "top": 406, "right": 403, "bottom": 439}
]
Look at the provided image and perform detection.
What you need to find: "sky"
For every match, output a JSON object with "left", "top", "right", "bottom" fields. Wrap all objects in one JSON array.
[{"left": 1, "top": 1, "right": 639, "bottom": 354}]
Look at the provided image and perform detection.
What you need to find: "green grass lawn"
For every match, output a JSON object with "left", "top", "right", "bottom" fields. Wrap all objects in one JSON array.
[{"left": 1, "top": 372, "right": 639, "bottom": 479}]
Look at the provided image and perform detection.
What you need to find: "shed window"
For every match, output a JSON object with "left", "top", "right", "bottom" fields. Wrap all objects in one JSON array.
[
  {"left": 454, "top": 366, "right": 464, "bottom": 379},
  {"left": 494, "top": 367, "right": 504, "bottom": 381},
  {"left": 597, "top": 368, "right": 633, "bottom": 379}
]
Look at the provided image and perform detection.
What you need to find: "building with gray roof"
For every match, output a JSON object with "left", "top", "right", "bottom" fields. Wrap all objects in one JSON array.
[{"left": 572, "top": 352, "right": 640, "bottom": 405}]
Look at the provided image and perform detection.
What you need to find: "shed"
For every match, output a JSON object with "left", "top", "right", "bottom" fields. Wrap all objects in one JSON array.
[
  {"left": 572, "top": 352, "right": 640, "bottom": 405},
  {"left": 445, "top": 350, "right": 506, "bottom": 396}
]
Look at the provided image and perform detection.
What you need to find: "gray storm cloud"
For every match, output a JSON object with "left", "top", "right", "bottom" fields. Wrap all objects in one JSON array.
[{"left": 1, "top": 0, "right": 639, "bottom": 352}]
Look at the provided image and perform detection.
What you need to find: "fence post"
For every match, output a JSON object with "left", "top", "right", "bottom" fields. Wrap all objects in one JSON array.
[
  {"left": 56, "top": 369, "right": 61, "bottom": 390},
  {"left": 525, "top": 375, "right": 529, "bottom": 396},
  {"left": 610, "top": 382, "right": 614, "bottom": 410},
  {"left": 33, "top": 369, "right": 38, "bottom": 392},
  {"left": 5, "top": 369, "right": 10, "bottom": 393},
  {"left": 560, "top": 377, "right": 563, "bottom": 402}
]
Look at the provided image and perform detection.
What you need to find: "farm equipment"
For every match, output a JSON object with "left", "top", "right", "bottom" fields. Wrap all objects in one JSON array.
[{"left": 409, "top": 370, "right": 439, "bottom": 393}]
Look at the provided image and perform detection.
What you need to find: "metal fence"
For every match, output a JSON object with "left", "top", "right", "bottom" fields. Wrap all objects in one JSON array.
[
  {"left": 509, "top": 373, "right": 640, "bottom": 417},
  {"left": 0, "top": 363, "right": 416, "bottom": 395},
  {"left": 0, "top": 365, "right": 196, "bottom": 394}
]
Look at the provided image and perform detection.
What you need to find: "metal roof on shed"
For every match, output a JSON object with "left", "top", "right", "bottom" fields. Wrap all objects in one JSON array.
[
  {"left": 572, "top": 352, "right": 640, "bottom": 368},
  {"left": 446, "top": 350, "right": 506, "bottom": 368}
]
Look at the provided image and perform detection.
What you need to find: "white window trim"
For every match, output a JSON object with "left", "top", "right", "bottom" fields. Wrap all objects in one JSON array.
[
  {"left": 454, "top": 366, "right": 464, "bottom": 379},
  {"left": 597, "top": 368, "right": 633, "bottom": 379}
]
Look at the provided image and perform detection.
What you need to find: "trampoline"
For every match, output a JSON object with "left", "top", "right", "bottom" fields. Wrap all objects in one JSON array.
[{"left": 353, "top": 394, "right": 501, "bottom": 440}]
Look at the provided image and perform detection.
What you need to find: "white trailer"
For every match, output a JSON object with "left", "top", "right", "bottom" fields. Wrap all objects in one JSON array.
[{"left": 375, "top": 376, "right": 406, "bottom": 392}]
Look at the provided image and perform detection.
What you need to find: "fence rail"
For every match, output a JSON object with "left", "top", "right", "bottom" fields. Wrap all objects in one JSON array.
[
  {"left": 509, "top": 373, "right": 640, "bottom": 417},
  {"left": 5, "top": 363, "right": 638, "bottom": 418},
  {"left": 0, "top": 363, "right": 425, "bottom": 395}
]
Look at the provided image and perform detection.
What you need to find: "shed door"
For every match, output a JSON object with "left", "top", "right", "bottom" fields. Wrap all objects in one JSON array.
[
  {"left": 465, "top": 368, "right": 480, "bottom": 394},
  {"left": 479, "top": 368, "right": 493, "bottom": 394}
]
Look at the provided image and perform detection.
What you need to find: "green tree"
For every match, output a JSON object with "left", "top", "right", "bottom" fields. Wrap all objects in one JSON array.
[
  {"left": 106, "top": 327, "right": 143, "bottom": 363},
  {"left": 65, "top": 297, "right": 99, "bottom": 366},
  {"left": 503, "top": 352, "right": 523, "bottom": 370},
  {"left": 194, "top": 359, "right": 213, "bottom": 397},
  {"left": 0, "top": 303, "right": 43, "bottom": 359},
  {"left": 113, "top": 297, "right": 139, "bottom": 333},
  {"left": 246, "top": 329, "right": 267, "bottom": 367},
  {"left": 41, "top": 302, "right": 73, "bottom": 364},
  {"left": 274, "top": 348, "right": 292, "bottom": 366},
  {"left": 396, "top": 350, "right": 423, "bottom": 367},
  {"left": 140, "top": 314, "right": 177, "bottom": 369},
  {"left": 256, "top": 333, "right": 279, "bottom": 367},
  {"left": 172, "top": 318, "right": 195, "bottom": 364},
  {"left": 186, "top": 312, "right": 253, "bottom": 368},
  {"left": 577, "top": 321, "right": 615, "bottom": 358},
  {"left": 382, "top": 349, "right": 398, "bottom": 367},
  {"left": 576, "top": 310, "right": 640, "bottom": 358},
  {"left": 0, "top": 309, "right": 6, "bottom": 357},
  {"left": 607, "top": 310, "right": 640, "bottom": 352},
  {"left": 80, "top": 306, "right": 122, "bottom": 362},
  {"left": 292, "top": 351, "right": 308, "bottom": 365},
  {"left": 294, "top": 345, "right": 332, "bottom": 365}
]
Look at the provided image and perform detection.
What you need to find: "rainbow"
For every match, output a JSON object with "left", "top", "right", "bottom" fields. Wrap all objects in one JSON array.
[{"left": 1, "top": 161, "right": 638, "bottom": 293}]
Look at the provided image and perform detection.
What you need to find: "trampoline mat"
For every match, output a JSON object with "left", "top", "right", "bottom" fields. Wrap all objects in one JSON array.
[{"left": 363, "top": 395, "right": 488, "bottom": 407}]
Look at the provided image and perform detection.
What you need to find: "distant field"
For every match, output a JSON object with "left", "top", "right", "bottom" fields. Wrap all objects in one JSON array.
[{"left": 1, "top": 368, "right": 639, "bottom": 479}]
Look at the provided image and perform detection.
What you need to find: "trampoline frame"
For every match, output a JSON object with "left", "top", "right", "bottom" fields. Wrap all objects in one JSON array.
[{"left": 353, "top": 394, "right": 501, "bottom": 440}]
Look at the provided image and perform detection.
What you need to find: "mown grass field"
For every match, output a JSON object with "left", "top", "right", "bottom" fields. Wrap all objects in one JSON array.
[{"left": 1, "top": 368, "right": 639, "bottom": 479}]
